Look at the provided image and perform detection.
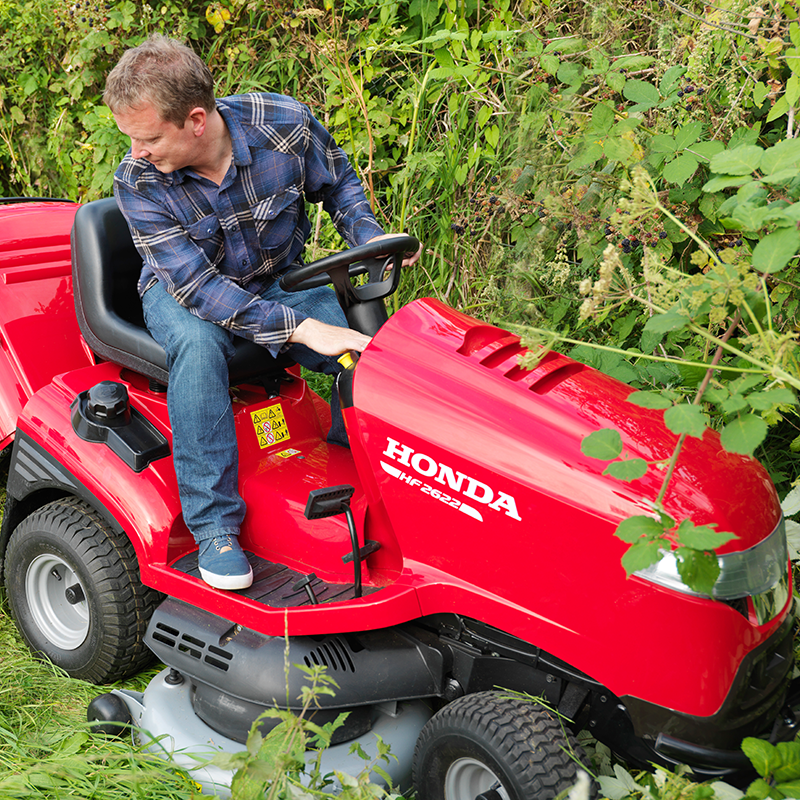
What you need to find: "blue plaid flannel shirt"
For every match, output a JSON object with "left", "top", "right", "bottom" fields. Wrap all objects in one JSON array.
[{"left": 113, "top": 92, "right": 384, "bottom": 355}]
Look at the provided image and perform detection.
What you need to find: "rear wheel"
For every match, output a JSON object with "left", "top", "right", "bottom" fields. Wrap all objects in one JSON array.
[
  {"left": 5, "top": 497, "right": 160, "bottom": 683},
  {"left": 413, "top": 691, "right": 592, "bottom": 800}
]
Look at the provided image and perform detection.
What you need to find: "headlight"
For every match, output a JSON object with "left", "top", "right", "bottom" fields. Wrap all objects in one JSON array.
[{"left": 635, "top": 517, "right": 790, "bottom": 624}]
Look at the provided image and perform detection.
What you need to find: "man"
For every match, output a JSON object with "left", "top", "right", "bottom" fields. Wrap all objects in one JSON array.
[{"left": 104, "top": 34, "right": 420, "bottom": 591}]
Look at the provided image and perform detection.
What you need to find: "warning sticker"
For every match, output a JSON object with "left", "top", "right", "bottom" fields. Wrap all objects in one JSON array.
[
  {"left": 251, "top": 404, "right": 291, "bottom": 449},
  {"left": 277, "top": 448, "right": 301, "bottom": 459}
]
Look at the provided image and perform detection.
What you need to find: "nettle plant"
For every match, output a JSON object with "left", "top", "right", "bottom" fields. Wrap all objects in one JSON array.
[{"left": 520, "top": 146, "right": 800, "bottom": 595}]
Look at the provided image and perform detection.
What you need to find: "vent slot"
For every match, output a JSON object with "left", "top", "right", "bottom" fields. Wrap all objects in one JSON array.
[
  {"left": 204, "top": 655, "right": 231, "bottom": 672},
  {"left": 156, "top": 622, "right": 180, "bottom": 637},
  {"left": 304, "top": 637, "right": 356, "bottom": 672},
  {"left": 178, "top": 642, "right": 202, "bottom": 659},
  {"left": 208, "top": 645, "right": 234, "bottom": 661},
  {"left": 480, "top": 341, "right": 525, "bottom": 370},
  {"left": 529, "top": 362, "right": 585, "bottom": 395}
]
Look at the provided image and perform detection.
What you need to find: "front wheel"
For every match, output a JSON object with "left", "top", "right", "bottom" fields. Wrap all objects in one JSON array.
[
  {"left": 412, "top": 691, "right": 593, "bottom": 800},
  {"left": 5, "top": 497, "right": 160, "bottom": 684}
]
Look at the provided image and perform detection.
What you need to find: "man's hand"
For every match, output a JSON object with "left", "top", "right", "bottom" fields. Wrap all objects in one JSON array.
[
  {"left": 288, "top": 318, "right": 371, "bottom": 356},
  {"left": 366, "top": 233, "right": 422, "bottom": 267}
]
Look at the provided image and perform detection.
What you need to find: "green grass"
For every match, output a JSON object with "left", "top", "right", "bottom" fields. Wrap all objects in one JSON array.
[
  {"left": 0, "top": 456, "right": 199, "bottom": 799},
  {"left": 0, "top": 607, "right": 200, "bottom": 798}
]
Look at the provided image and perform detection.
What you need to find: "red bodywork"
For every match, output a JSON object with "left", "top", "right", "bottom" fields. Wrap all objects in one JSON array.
[{"left": 0, "top": 201, "right": 790, "bottom": 725}]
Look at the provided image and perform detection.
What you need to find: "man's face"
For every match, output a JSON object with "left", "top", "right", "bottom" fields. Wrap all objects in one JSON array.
[{"left": 113, "top": 102, "right": 197, "bottom": 174}]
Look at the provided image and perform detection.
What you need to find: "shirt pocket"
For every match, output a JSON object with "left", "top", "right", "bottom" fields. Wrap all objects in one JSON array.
[
  {"left": 185, "top": 214, "right": 222, "bottom": 242},
  {"left": 251, "top": 187, "right": 300, "bottom": 244},
  {"left": 184, "top": 214, "right": 224, "bottom": 263}
]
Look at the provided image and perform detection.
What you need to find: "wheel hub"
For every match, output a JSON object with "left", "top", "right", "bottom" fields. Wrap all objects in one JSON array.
[
  {"left": 444, "top": 757, "right": 510, "bottom": 800},
  {"left": 25, "top": 554, "right": 89, "bottom": 650}
]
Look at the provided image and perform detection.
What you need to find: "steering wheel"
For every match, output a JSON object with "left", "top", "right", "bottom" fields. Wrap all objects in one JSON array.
[{"left": 279, "top": 235, "right": 420, "bottom": 310}]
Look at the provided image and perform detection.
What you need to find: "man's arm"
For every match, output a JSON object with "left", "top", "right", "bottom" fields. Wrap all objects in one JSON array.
[{"left": 287, "top": 318, "right": 371, "bottom": 355}]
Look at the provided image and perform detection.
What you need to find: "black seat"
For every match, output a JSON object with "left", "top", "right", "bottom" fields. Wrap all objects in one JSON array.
[{"left": 71, "top": 197, "right": 289, "bottom": 386}]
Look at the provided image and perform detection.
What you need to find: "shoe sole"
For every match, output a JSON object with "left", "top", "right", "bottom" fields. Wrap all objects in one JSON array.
[{"left": 198, "top": 566, "right": 254, "bottom": 591}]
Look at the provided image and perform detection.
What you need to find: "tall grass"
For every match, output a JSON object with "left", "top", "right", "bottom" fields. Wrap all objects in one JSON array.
[{"left": 0, "top": 459, "right": 198, "bottom": 799}]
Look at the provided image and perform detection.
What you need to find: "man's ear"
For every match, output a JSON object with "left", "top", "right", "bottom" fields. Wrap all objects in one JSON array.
[{"left": 187, "top": 107, "right": 208, "bottom": 137}]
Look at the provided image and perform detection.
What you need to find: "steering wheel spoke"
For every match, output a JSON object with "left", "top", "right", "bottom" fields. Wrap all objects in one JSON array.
[{"left": 280, "top": 235, "right": 420, "bottom": 304}]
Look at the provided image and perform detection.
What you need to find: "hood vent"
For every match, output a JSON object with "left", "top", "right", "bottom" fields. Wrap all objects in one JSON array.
[{"left": 457, "top": 325, "right": 584, "bottom": 394}]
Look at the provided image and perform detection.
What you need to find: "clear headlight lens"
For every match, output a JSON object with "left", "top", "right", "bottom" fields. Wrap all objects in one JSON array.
[{"left": 635, "top": 518, "right": 790, "bottom": 624}]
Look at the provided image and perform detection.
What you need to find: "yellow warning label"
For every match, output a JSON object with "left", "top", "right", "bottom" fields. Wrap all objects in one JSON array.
[
  {"left": 277, "top": 448, "right": 301, "bottom": 459},
  {"left": 251, "top": 404, "right": 291, "bottom": 449}
]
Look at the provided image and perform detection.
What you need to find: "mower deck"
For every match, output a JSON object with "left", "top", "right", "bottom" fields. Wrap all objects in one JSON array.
[{"left": 172, "top": 551, "right": 381, "bottom": 607}]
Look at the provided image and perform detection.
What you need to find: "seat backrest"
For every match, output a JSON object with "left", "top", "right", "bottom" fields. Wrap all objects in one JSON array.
[{"left": 71, "top": 198, "right": 288, "bottom": 386}]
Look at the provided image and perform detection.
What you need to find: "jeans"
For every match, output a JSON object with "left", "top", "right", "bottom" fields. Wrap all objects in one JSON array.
[{"left": 142, "top": 278, "right": 349, "bottom": 543}]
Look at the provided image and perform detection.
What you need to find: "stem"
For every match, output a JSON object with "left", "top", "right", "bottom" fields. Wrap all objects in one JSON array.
[
  {"left": 654, "top": 312, "right": 741, "bottom": 507},
  {"left": 509, "top": 324, "right": 770, "bottom": 377}
]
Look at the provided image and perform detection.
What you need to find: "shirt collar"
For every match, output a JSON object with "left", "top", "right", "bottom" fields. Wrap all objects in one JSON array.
[
  {"left": 151, "top": 97, "right": 252, "bottom": 186},
  {"left": 217, "top": 98, "right": 253, "bottom": 168}
]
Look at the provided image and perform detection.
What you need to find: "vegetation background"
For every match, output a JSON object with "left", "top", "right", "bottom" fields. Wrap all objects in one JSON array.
[{"left": 2, "top": 0, "right": 800, "bottom": 797}]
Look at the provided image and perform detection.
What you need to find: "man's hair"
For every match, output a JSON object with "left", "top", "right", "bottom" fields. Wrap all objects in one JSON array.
[{"left": 104, "top": 34, "right": 215, "bottom": 126}]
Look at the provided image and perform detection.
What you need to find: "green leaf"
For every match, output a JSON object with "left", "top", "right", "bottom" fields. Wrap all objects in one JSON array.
[
  {"left": 674, "top": 519, "right": 737, "bottom": 550},
  {"left": 615, "top": 515, "right": 666, "bottom": 543},
  {"left": 581, "top": 428, "right": 623, "bottom": 460},
  {"left": 720, "top": 414, "right": 768, "bottom": 454},
  {"left": 747, "top": 388, "right": 796, "bottom": 410},
  {"left": 650, "top": 134, "right": 677, "bottom": 154},
  {"left": 722, "top": 394, "right": 749, "bottom": 415},
  {"left": 744, "top": 778, "right": 775, "bottom": 799},
  {"left": 623, "top": 79, "right": 660, "bottom": 108},
  {"left": 660, "top": 65, "right": 686, "bottom": 95},
  {"left": 761, "top": 138, "right": 800, "bottom": 174},
  {"left": 767, "top": 96, "right": 791, "bottom": 124},
  {"left": 663, "top": 403, "right": 707, "bottom": 438},
  {"left": 752, "top": 226, "right": 800, "bottom": 273},
  {"left": 773, "top": 741, "right": 800, "bottom": 783},
  {"left": 621, "top": 540, "right": 664, "bottom": 574},
  {"left": 710, "top": 145, "right": 764, "bottom": 175},
  {"left": 743, "top": 738, "right": 783, "bottom": 780},
  {"left": 540, "top": 54, "right": 560, "bottom": 75},
  {"left": 663, "top": 153, "right": 699, "bottom": 186},
  {"left": 570, "top": 142, "right": 604, "bottom": 169},
  {"left": 603, "top": 458, "right": 648, "bottom": 481},
  {"left": 604, "top": 137, "right": 635, "bottom": 163},
  {"left": 643, "top": 308, "right": 691, "bottom": 333},
  {"left": 728, "top": 202, "right": 769, "bottom": 232},
  {"left": 588, "top": 102, "right": 615, "bottom": 135},
  {"left": 675, "top": 547, "right": 720, "bottom": 595},
  {"left": 557, "top": 62, "right": 583, "bottom": 86},
  {"left": 607, "top": 70, "right": 626, "bottom": 93},
  {"left": 690, "top": 140, "right": 726, "bottom": 161},
  {"left": 776, "top": 780, "right": 800, "bottom": 798},
  {"left": 674, "top": 121, "right": 703, "bottom": 150},
  {"left": 703, "top": 175, "right": 752, "bottom": 192},
  {"left": 627, "top": 390, "right": 673, "bottom": 410},
  {"left": 761, "top": 168, "right": 800, "bottom": 185}
]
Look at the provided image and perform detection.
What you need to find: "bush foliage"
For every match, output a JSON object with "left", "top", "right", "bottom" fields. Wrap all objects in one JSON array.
[{"left": 2, "top": 0, "right": 800, "bottom": 584}]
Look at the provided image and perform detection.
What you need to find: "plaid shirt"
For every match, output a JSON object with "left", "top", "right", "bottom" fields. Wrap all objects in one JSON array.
[{"left": 114, "top": 93, "right": 384, "bottom": 354}]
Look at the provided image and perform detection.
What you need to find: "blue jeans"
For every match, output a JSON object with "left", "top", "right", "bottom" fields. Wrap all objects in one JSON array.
[{"left": 142, "top": 279, "right": 349, "bottom": 543}]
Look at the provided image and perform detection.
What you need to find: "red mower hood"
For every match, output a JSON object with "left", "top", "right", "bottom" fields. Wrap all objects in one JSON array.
[{"left": 353, "top": 298, "right": 780, "bottom": 556}]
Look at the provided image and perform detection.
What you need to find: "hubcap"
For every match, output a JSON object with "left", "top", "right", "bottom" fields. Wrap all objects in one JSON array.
[
  {"left": 25, "top": 554, "right": 89, "bottom": 650},
  {"left": 444, "top": 757, "right": 510, "bottom": 800}
]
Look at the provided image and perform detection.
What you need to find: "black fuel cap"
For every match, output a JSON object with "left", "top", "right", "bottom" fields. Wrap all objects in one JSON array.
[{"left": 86, "top": 381, "right": 131, "bottom": 427}]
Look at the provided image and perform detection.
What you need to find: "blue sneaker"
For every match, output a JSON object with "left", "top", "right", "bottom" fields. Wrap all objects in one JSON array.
[{"left": 197, "top": 534, "right": 253, "bottom": 590}]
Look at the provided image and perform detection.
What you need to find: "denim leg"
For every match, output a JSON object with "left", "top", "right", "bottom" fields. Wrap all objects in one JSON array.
[
  {"left": 142, "top": 282, "right": 245, "bottom": 542},
  {"left": 261, "top": 282, "right": 350, "bottom": 446}
]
